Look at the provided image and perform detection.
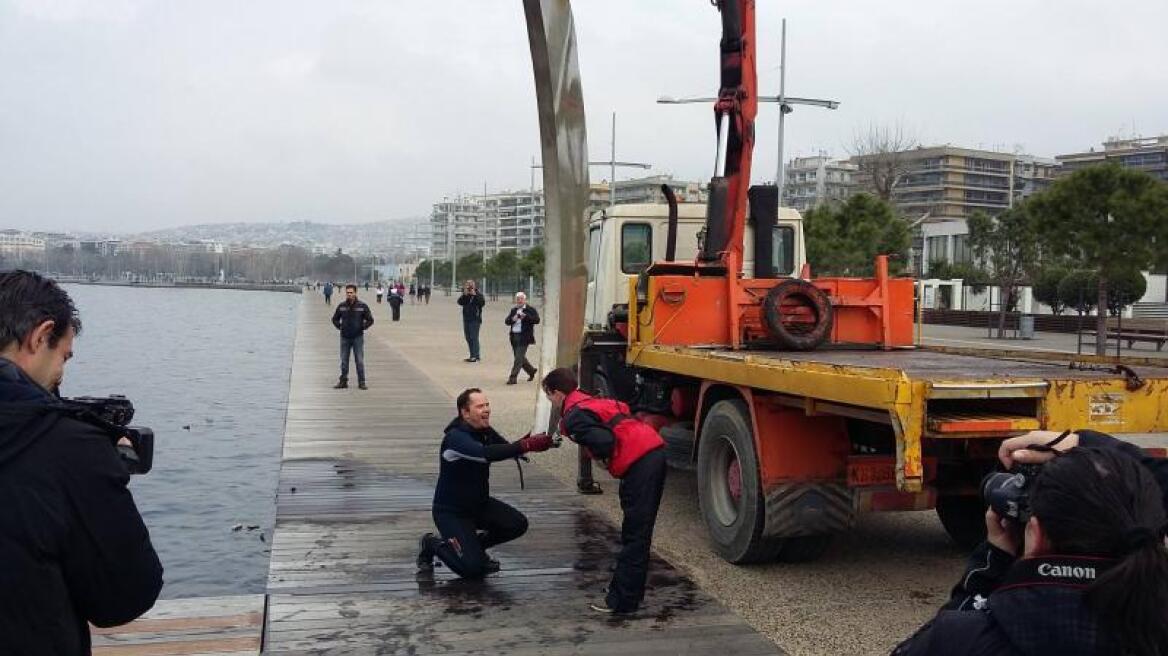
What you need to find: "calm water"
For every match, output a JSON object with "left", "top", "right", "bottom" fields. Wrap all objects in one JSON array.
[{"left": 61, "top": 284, "right": 298, "bottom": 599}]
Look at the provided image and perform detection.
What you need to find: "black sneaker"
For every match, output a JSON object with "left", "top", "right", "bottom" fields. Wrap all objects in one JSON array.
[
  {"left": 358, "top": 382, "right": 368, "bottom": 390},
  {"left": 463, "top": 357, "right": 475, "bottom": 363},
  {"left": 416, "top": 533, "right": 436, "bottom": 572},
  {"left": 505, "top": 379, "right": 517, "bottom": 385},
  {"left": 333, "top": 379, "right": 348, "bottom": 389},
  {"left": 485, "top": 556, "right": 501, "bottom": 573}
]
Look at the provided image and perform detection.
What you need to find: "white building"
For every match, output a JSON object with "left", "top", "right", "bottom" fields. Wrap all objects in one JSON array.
[
  {"left": 430, "top": 196, "right": 486, "bottom": 260},
  {"left": 782, "top": 155, "right": 858, "bottom": 211},
  {"left": 0, "top": 230, "right": 46, "bottom": 257}
]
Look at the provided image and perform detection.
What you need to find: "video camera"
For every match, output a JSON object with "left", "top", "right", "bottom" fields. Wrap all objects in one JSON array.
[{"left": 65, "top": 395, "right": 155, "bottom": 475}]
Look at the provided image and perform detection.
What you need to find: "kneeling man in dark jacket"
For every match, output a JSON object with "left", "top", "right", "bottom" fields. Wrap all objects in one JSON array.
[{"left": 417, "top": 388, "right": 553, "bottom": 578}]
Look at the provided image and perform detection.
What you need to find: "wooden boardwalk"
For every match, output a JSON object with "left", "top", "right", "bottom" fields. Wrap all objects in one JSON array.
[
  {"left": 90, "top": 595, "right": 264, "bottom": 655},
  {"left": 261, "top": 299, "right": 783, "bottom": 654}
]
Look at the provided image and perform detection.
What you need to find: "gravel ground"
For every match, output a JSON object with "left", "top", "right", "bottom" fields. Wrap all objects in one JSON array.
[{"left": 354, "top": 290, "right": 967, "bottom": 656}]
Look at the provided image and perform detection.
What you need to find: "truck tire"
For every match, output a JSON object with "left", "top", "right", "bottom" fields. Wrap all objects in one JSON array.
[
  {"left": 761, "top": 279, "right": 833, "bottom": 351},
  {"left": 697, "top": 399, "right": 782, "bottom": 563},
  {"left": 936, "top": 495, "right": 987, "bottom": 549}
]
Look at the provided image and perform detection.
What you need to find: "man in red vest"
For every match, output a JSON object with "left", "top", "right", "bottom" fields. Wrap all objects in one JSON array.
[{"left": 541, "top": 367, "right": 667, "bottom": 615}]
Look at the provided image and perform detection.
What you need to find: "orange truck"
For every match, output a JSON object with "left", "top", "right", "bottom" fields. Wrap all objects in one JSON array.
[{"left": 568, "top": 0, "right": 1168, "bottom": 564}]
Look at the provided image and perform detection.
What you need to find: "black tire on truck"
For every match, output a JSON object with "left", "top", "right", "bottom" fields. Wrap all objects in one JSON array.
[
  {"left": 698, "top": 399, "right": 783, "bottom": 563},
  {"left": 936, "top": 495, "right": 987, "bottom": 549}
]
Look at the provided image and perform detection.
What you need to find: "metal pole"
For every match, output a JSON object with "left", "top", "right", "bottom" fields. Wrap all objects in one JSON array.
[
  {"left": 610, "top": 112, "right": 616, "bottom": 208},
  {"left": 775, "top": 18, "right": 787, "bottom": 199},
  {"left": 450, "top": 202, "right": 457, "bottom": 291}
]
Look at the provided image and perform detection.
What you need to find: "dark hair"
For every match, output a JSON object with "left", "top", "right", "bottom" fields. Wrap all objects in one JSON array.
[
  {"left": 344, "top": 284, "right": 357, "bottom": 292},
  {"left": 0, "top": 270, "right": 82, "bottom": 352},
  {"left": 541, "top": 367, "right": 577, "bottom": 395},
  {"left": 1031, "top": 447, "right": 1168, "bottom": 655},
  {"left": 456, "top": 388, "right": 482, "bottom": 412}
]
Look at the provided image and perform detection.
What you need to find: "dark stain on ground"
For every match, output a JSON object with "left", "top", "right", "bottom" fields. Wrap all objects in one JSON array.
[{"left": 909, "top": 589, "right": 935, "bottom": 601}]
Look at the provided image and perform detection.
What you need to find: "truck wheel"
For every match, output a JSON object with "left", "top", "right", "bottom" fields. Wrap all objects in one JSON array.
[
  {"left": 936, "top": 495, "right": 987, "bottom": 548},
  {"left": 697, "top": 399, "right": 782, "bottom": 563},
  {"left": 761, "top": 279, "right": 833, "bottom": 351}
]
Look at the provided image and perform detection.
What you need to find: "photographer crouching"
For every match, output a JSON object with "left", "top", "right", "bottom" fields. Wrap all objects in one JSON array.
[
  {"left": 894, "top": 429, "right": 1168, "bottom": 656},
  {"left": 0, "top": 271, "right": 162, "bottom": 655}
]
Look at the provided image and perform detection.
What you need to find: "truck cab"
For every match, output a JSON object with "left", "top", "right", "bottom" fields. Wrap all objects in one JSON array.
[{"left": 583, "top": 202, "right": 807, "bottom": 332}]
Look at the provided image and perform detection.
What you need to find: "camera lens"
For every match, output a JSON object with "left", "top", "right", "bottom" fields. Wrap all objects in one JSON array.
[{"left": 981, "top": 471, "right": 1030, "bottom": 522}]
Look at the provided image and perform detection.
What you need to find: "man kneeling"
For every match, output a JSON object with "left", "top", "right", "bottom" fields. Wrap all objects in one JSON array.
[{"left": 417, "top": 388, "right": 553, "bottom": 578}]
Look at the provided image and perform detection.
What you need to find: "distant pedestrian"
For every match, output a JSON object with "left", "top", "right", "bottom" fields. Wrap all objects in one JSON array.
[
  {"left": 364, "top": 281, "right": 370, "bottom": 291},
  {"left": 323, "top": 281, "right": 334, "bottom": 305},
  {"left": 331, "top": 284, "right": 374, "bottom": 390},
  {"left": 375, "top": 284, "right": 384, "bottom": 304},
  {"left": 424, "top": 285, "right": 431, "bottom": 305},
  {"left": 504, "top": 292, "right": 540, "bottom": 385},
  {"left": 457, "top": 279, "right": 485, "bottom": 362},
  {"left": 409, "top": 283, "right": 416, "bottom": 305},
  {"left": 387, "top": 285, "right": 403, "bottom": 321}
]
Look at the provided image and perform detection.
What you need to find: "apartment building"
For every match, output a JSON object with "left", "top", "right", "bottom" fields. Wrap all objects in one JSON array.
[
  {"left": 481, "top": 190, "right": 544, "bottom": 254},
  {"left": 781, "top": 155, "right": 858, "bottom": 211},
  {"left": 1057, "top": 135, "right": 1168, "bottom": 182},
  {"left": 430, "top": 196, "right": 485, "bottom": 260}
]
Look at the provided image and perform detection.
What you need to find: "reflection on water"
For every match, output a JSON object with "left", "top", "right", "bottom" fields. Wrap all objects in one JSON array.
[{"left": 62, "top": 284, "right": 297, "bottom": 599}]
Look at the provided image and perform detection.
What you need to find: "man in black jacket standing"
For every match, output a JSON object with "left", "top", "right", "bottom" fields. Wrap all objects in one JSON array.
[
  {"left": 330, "top": 284, "right": 374, "bottom": 389},
  {"left": 503, "top": 292, "right": 539, "bottom": 385},
  {"left": 0, "top": 270, "right": 163, "bottom": 655},
  {"left": 457, "top": 279, "right": 485, "bottom": 363}
]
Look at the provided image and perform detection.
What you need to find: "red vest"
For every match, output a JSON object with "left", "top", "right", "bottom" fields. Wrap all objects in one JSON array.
[{"left": 559, "top": 390, "right": 664, "bottom": 478}]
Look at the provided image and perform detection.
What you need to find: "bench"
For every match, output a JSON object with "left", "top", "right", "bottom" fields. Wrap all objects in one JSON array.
[{"left": 1083, "top": 318, "right": 1168, "bottom": 351}]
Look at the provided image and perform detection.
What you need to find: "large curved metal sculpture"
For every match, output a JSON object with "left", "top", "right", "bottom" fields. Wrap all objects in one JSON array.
[{"left": 523, "top": 0, "right": 589, "bottom": 435}]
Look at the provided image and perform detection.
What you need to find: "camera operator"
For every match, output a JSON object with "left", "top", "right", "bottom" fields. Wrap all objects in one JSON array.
[
  {"left": 457, "top": 279, "right": 485, "bottom": 363},
  {"left": 893, "top": 429, "right": 1168, "bottom": 656},
  {"left": 0, "top": 271, "right": 163, "bottom": 655}
]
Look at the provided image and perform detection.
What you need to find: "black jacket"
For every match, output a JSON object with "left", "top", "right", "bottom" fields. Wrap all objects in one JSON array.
[
  {"left": 504, "top": 304, "right": 540, "bottom": 346},
  {"left": 0, "top": 358, "right": 163, "bottom": 656},
  {"left": 457, "top": 292, "right": 485, "bottom": 322},
  {"left": 432, "top": 418, "right": 523, "bottom": 514},
  {"left": 893, "top": 430, "right": 1168, "bottom": 656},
  {"left": 331, "top": 299, "right": 374, "bottom": 339}
]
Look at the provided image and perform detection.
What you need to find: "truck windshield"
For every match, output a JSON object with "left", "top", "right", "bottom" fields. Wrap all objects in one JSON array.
[
  {"left": 621, "top": 223, "right": 652, "bottom": 274},
  {"left": 774, "top": 226, "right": 795, "bottom": 275},
  {"left": 587, "top": 226, "right": 601, "bottom": 282}
]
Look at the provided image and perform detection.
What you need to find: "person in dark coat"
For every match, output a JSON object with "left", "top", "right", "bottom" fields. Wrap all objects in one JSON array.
[
  {"left": 416, "top": 388, "right": 553, "bottom": 578},
  {"left": 387, "top": 286, "right": 403, "bottom": 321},
  {"left": 893, "top": 429, "right": 1168, "bottom": 656},
  {"left": 0, "top": 270, "right": 163, "bottom": 655},
  {"left": 330, "top": 284, "right": 374, "bottom": 389},
  {"left": 456, "top": 280, "right": 485, "bottom": 362},
  {"left": 503, "top": 292, "right": 540, "bottom": 384}
]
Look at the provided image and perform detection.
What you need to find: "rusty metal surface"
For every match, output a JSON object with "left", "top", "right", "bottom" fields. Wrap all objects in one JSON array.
[{"left": 524, "top": 0, "right": 590, "bottom": 433}]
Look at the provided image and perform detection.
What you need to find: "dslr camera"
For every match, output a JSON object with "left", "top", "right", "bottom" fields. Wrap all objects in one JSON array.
[
  {"left": 981, "top": 463, "right": 1043, "bottom": 524},
  {"left": 65, "top": 395, "right": 155, "bottom": 475}
]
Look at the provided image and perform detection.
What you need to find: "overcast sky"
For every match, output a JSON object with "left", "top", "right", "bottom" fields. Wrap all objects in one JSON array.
[{"left": 1, "top": 0, "right": 1165, "bottom": 233}]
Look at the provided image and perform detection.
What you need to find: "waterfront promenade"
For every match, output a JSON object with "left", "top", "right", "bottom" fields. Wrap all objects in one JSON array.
[{"left": 259, "top": 295, "right": 781, "bottom": 654}]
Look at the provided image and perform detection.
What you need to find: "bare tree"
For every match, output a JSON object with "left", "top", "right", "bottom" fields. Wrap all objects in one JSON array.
[{"left": 847, "top": 121, "right": 919, "bottom": 201}]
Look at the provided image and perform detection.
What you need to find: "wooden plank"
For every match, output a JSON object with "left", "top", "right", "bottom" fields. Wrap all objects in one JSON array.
[
  {"left": 90, "top": 595, "right": 263, "bottom": 656},
  {"left": 262, "top": 298, "right": 784, "bottom": 654}
]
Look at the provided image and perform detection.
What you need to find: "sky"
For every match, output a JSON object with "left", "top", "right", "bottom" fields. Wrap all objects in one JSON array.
[{"left": 1, "top": 0, "right": 1165, "bottom": 234}]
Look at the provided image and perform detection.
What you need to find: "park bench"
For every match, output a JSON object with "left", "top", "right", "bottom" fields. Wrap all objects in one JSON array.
[{"left": 1083, "top": 318, "right": 1168, "bottom": 351}]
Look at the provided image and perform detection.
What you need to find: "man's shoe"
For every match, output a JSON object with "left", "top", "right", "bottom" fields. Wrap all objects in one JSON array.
[
  {"left": 333, "top": 379, "right": 348, "bottom": 389},
  {"left": 464, "top": 357, "right": 475, "bottom": 362},
  {"left": 506, "top": 378, "right": 517, "bottom": 385},
  {"left": 589, "top": 601, "right": 623, "bottom": 615},
  {"left": 470, "top": 357, "right": 480, "bottom": 363},
  {"left": 416, "top": 533, "right": 436, "bottom": 572},
  {"left": 358, "top": 382, "right": 368, "bottom": 390},
  {"left": 484, "top": 556, "right": 501, "bottom": 573},
  {"left": 527, "top": 371, "right": 536, "bottom": 381}
]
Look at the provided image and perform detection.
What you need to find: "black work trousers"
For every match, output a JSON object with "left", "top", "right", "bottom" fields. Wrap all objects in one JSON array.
[
  {"left": 432, "top": 497, "right": 528, "bottom": 579},
  {"left": 607, "top": 447, "right": 667, "bottom": 612}
]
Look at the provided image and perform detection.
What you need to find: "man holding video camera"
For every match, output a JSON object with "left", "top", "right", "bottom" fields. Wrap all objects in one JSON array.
[
  {"left": 893, "top": 429, "right": 1168, "bottom": 656},
  {"left": 0, "top": 271, "right": 163, "bottom": 655}
]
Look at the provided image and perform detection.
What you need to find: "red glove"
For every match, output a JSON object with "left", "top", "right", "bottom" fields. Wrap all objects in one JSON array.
[{"left": 517, "top": 432, "right": 554, "bottom": 453}]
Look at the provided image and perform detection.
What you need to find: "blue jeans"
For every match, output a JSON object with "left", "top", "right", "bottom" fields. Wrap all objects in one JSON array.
[
  {"left": 463, "top": 320, "right": 482, "bottom": 359},
  {"left": 339, "top": 335, "right": 365, "bottom": 383}
]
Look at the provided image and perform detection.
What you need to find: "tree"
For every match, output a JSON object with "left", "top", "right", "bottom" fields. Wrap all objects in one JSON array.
[
  {"left": 804, "top": 193, "right": 910, "bottom": 276},
  {"left": 1030, "top": 164, "right": 1168, "bottom": 354},
  {"left": 486, "top": 250, "right": 520, "bottom": 289},
  {"left": 967, "top": 207, "right": 1042, "bottom": 338},
  {"left": 848, "top": 121, "right": 919, "bottom": 201},
  {"left": 1058, "top": 270, "right": 1098, "bottom": 316},
  {"left": 456, "top": 252, "right": 485, "bottom": 283},
  {"left": 1032, "top": 266, "right": 1070, "bottom": 315},
  {"left": 520, "top": 246, "right": 545, "bottom": 284},
  {"left": 1105, "top": 268, "right": 1147, "bottom": 316},
  {"left": 925, "top": 260, "right": 990, "bottom": 294}
]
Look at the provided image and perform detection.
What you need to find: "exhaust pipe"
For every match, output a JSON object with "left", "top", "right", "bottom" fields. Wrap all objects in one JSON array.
[{"left": 661, "top": 184, "right": 678, "bottom": 261}]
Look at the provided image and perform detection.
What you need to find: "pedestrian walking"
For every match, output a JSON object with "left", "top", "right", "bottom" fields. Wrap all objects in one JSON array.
[
  {"left": 323, "top": 281, "right": 333, "bottom": 305},
  {"left": 330, "top": 284, "right": 374, "bottom": 389},
  {"left": 375, "top": 284, "right": 384, "bottom": 304},
  {"left": 424, "top": 285, "right": 431, "bottom": 305},
  {"left": 504, "top": 292, "right": 540, "bottom": 384},
  {"left": 387, "top": 285, "right": 403, "bottom": 321},
  {"left": 409, "top": 283, "right": 416, "bottom": 305},
  {"left": 457, "top": 280, "right": 485, "bottom": 362},
  {"left": 542, "top": 368, "right": 667, "bottom": 615}
]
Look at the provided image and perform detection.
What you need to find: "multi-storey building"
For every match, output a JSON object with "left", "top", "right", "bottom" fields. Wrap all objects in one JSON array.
[
  {"left": 1057, "top": 135, "right": 1168, "bottom": 182},
  {"left": 588, "top": 174, "right": 707, "bottom": 216},
  {"left": 481, "top": 190, "right": 544, "bottom": 254},
  {"left": 1012, "top": 154, "right": 1060, "bottom": 201},
  {"left": 782, "top": 155, "right": 858, "bottom": 211},
  {"left": 430, "top": 196, "right": 485, "bottom": 261},
  {"left": 0, "top": 230, "right": 46, "bottom": 257}
]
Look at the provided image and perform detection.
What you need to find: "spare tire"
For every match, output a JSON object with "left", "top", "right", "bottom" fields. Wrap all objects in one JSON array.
[{"left": 762, "top": 279, "right": 833, "bottom": 350}]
